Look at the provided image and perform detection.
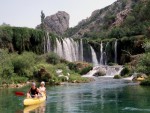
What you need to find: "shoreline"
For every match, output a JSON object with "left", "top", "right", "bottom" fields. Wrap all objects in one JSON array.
[
  {"left": 0, "top": 77, "right": 95, "bottom": 89},
  {"left": 0, "top": 82, "right": 31, "bottom": 89}
]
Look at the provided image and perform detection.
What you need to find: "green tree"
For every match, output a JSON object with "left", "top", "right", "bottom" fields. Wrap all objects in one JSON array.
[{"left": 41, "top": 10, "right": 45, "bottom": 31}]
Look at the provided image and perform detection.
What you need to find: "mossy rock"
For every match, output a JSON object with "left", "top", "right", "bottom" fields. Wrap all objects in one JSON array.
[{"left": 114, "top": 75, "right": 122, "bottom": 79}]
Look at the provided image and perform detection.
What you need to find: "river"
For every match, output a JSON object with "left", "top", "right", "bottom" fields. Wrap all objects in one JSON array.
[{"left": 0, "top": 77, "right": 150, "bottom": 113}]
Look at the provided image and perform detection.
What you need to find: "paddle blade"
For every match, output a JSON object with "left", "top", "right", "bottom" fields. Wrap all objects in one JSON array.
[{"left": 15, "top": 92, "right": 25, "bottom": 96}]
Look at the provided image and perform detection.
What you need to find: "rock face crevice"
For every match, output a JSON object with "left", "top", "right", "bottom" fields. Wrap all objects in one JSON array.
[{"left": 37, "top": 11, "right": 70, "bottom": 35}]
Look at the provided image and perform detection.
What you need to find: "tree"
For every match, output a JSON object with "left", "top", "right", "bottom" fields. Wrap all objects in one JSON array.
[
  {"left": 41, "top": 10, "right": 45, "bottom": 31},
  {"left": 136, "top": 53, "right": 150, "bottom": 75}
]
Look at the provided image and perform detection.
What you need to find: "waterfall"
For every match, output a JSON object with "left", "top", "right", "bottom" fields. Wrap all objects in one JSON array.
[
  {"left": 105, "top": 66, "right": 123, "bottom": 77},
  {"left": 114, "top": 40, "right": 118, "bottom": 63},
  {"left": 90, "top": 46, "right": 99, "bottom": 66},
  {"left": 55, "top": 38, "right": 63, "bottom": 58},
  {"left": 62, "top": 38, "right": 72, "bottom": 61},
  {"left": 104, "top": 42, "right": 109, "bottom": 65},
  {"left": 100, "top": 42, "right": 103, "bottom": 65},
  {"left": 46, "top": 33, "right": 51, "bottom": 53},
  {"left": 79, "top": 39, "right": 84, "bottom": 61},
  {"left": 82, "top": 65, "right": 123, "bottom": 77},
  {"left": 74, "top": 41, "right": 79, "bottom": 61},
  {"left": 44, "top": 33, "right": 120, "bottom": 72},
  {"left": 56, "top": 38, "right": 80, "bottom": 62}
]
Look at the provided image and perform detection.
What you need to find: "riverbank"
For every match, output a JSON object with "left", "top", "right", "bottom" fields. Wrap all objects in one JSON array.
[
  {"left": 0, "top": 82, "right": 30, "bottom": 88},
  {"left": 0, "top": 50, "right": 93, "bottom": 88},
  {"left": 0, "top": 77, "right": 95, "bottom": 89}
]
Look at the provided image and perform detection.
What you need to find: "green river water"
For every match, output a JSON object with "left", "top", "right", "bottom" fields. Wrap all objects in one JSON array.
[{"left": 0, "top": 77, "right": 150, "bottom": 113}]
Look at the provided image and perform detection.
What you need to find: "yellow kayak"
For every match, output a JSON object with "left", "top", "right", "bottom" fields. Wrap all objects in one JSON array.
[
  {"left": 137, "top": 77, "right": 145, "bottom": 81},
  {"left": 23, "top": 93, "right": 46, "bottom": 106}
]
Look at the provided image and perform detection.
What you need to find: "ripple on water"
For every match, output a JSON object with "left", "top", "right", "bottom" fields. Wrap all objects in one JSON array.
[{"left": 122, "top": 107, "right": 150, "bottom": 112}]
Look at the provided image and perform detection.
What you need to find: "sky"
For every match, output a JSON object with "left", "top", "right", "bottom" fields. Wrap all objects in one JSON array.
[{"left": 0, "top": 0, "right": 116, "bottom": 28}]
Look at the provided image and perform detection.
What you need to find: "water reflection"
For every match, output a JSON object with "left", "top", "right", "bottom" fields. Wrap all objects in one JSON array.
[
  {"left": 23, "top": 102, "right": 46, "bottom": 113},
  {"left": 0, "top": 78, "right": 150, "bottom": 113}
]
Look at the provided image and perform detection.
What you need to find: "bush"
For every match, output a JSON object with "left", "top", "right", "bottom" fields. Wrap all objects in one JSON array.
[
  {"left": 33, "top": 63, "right": 54, "bottom": 82},
  {"left": 0, "top": 50, "right": 14, "bottom": 78},
  {"left": 12, "top": 52, "right": 37, "bottom": 77},
  {"left": 41, "top": 73, "right": 51, "bottom": 82},
  {"left": 136, "top": 53, "right": 150, "bottom": 75},
  {"left": 143, "top": 40, "right": 150, "bottom": 53},
  {"left": 46, "top": 53, "right": 60, "bottom": 65},
  {"left": 114, "top": 75, "right": 122, "bottom": 79},
  {"left": 79, "top": 66, "right": 92, "bottom": 75},
  {"left": 120, "top": 66, "right": 130, "bottom": 76},
  {"left": 11, "top": 76, "right": 28, "bottom": 84},
  {"left": 68, "top": 62, "right": 78, "bottom": 72},
  {"left": 140, "top": 78, "right": 150, "bottom": 86}
]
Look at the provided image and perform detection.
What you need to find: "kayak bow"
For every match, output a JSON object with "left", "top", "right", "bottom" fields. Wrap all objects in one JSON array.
[{"left": 23, "top": 93, "right": 46, "bottom": 106}]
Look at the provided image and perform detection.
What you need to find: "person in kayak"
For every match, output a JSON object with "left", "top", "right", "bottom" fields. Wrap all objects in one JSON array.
[
  {"left": 27, "top": 82, "right": 40, "bottom": 98},
  {"left": 39, "top": 81, "right": 46, "bottom": 94}
]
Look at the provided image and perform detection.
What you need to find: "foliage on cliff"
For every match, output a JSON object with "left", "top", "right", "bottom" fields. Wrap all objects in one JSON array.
[
  {"left": 0, "top": 26, "right": 45, "bottom": 54},
  {"left": 136, "top": 40, "right": 150, "bottom": 75},
  {"left": 66, "top": 0, "right": 150, "bottom": 39}
]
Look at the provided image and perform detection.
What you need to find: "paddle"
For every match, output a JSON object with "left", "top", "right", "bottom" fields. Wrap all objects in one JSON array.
[
  {"left": 15, "top": 91, "right": 25, "bottom": 96},
  {"left": 15, "top": 91, "right": 43, "bottom": 98}
]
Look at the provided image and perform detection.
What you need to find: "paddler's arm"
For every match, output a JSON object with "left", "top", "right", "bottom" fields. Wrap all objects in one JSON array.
[
  {"left": 26, "top": 89, "right": 31, "bottom": 98},
  {"left": 36, "top": 88, "right": 42, "bottom": 96}
]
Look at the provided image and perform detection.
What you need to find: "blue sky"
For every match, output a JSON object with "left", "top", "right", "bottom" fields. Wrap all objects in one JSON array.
[{"left": 0, "top": 0, "right": 116, "bottom": 28}]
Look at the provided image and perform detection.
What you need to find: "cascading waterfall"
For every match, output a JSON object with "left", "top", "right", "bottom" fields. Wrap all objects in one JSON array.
[
  {"left": 104, "top": 42, "right": 109, "bottom": 65},
  {"left": 62, "top": 38, "right": 72, "bottom": 61},
  {"left": 79, "top": 39, "right": 84, "bottom": 61},
  {"left": 90, "top": 46, "right": 99, "bottom": 66},
  {"left": 46, "top": 33, "right": 51, "bottom": 53},
  {"left": 73, "top": 40, "right": 79, "bottom": 61},
  {"left": 55, "top": 38, "right": 63, "bottom": 58},
  {"left": 44, "top": 34, "right": 123, "bottom": 77},
  {"left": 51, "top": 38, "right": 82, "bottom": 62},
  {"left": 114, "top": 40, "right": 118, "bottom": 63},
  {"left": 100, "top": 42, "right": 103, "bottom": 65}
]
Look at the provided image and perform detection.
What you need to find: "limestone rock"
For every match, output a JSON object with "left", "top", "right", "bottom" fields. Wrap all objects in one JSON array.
[
  {"left": 67, "top": 0, "right": 135, "bottom": 38},
  {"left": 37, "top": 11, "right": 70, "bottom": 35}
]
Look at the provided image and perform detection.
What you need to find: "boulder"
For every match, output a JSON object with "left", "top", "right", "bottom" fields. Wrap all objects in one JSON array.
[{"left": 37, "top": 11, "right": 69, "bottom": 35}]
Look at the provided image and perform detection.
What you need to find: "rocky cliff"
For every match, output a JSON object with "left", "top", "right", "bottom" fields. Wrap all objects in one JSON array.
[
  {"left": 37, "top": 11, "right": 70, "bottom": 35},
  {"left": 66, "top": 0, "right": 144, "bottom": 38}
]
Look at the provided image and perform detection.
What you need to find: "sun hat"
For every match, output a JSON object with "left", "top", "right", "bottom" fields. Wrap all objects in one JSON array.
[
  {"left": 32, "top": 82, "right": 36, "bottom": 86},
  {"left": 41, "top": 81, "right": 45, "bottom": 85}
]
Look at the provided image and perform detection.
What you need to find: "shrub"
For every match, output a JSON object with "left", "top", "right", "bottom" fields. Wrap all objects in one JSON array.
[
  {"left": 46, "top": 53, "right": 60, "bottom": 65},
  {"left": 41, "top": 73, "right": 51, "bottom": 82},
  {"left": 136, "top": 53, "right": 150, "bottom": 75},
  {"left": 11, "top": 76, "right": 28, "bottom": 84},
  {"left": 11, "top": 52, "right": 37, "bottom": 77},
  {"left": 120, "top": 66, "right": 130, "bottom": 76},
  {"left": 143, "top": 40, "right": 150, "bottom": 53},
  {"left": 68, "top": 62, "right": 78, "bottom": 72},
  {"left": 114, "top": 75, "right": 122, "bottom": 79},
  {"left": 79, "top": 66, "right": 92, "bottom": 75},
  {"left": 140, "top": 78, "right": 150, "bottom": 86},
  {"left": 0, "top": 50, "right": 14, "bottom": 78}
]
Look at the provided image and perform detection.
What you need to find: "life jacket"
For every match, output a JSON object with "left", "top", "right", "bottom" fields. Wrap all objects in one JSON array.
[{"left": 30, "top": 87, "right": 38, "bottom": 95}]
